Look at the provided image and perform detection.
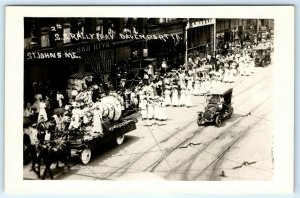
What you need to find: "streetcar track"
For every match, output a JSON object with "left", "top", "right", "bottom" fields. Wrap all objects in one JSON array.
[
  {"left": 209, "top": 109, "right": 272, "bottom": 180},
  {"left": 102, "top": 119, "right": 198, "bottom": 179},
  {"left": 184, "top": 100, "right": 272, "bottom": 180},
  {"left": 169, "top": 97, "right": 271, "bottom": 180},
  {"left": 147, "top": 87, "right": 272, "bottom": 176},
  {"left": 102, "top": 70, "right": 273, "bottom": 179}
]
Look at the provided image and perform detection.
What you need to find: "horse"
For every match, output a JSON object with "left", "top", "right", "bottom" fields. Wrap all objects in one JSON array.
[
  {"left": 25, "top": 118, "right": 71, "bottom": 179},
  {"left": 29, "top": 140, "right": 71, "bottom": 180}
]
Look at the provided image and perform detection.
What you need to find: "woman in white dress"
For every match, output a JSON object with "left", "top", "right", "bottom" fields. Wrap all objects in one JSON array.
[
  {"left": 158, "top": 97, "right": 168, "bottom": 121},
  {"left": 230, "top": 65, "right": 237, "bottom": 82},
  {"left": 249, "top": 58, "right": 255, "bottom": 74},
  {"left": 223, "top": 63, "right": 230, "bottom": 83},
  {"left": 171, "top": 87, "right": 179, "bottom": 107},
  {"left": 193, "top": 77, "right": 201, "bottom": 96},
  {"left": 199, "top": 78, "right": 206, "bottom": 96},
  {"left": 164, "top": 87, "right": 172, "bottom": 106},
  {"left": 38, "top": 99, "right": 48, "bottom": 123},
  {"left": 178, "top": 71, "right": 186, "bottom": 89},
  {"left": 92, "top": 102, "right": 103, "bottom": 134},
  {"left": 147, "top": 98, "right": 154, "bottom": 119},
  {"left": 154, "top": 97, "right": 160, "bottom": 120},
  {"left": 187, "top": 76, "right": 194, "bottom": 91},
  {"left": 179, "top": 88, "right": 186, "bottom": 106},
  {"left": 239, "top": 58, "right": 245, "bottom": 76},
  {"left": 140, "top": 96, "right": 148, "bottom": 120},
  {"left": 185, "top": 88, "right": 193, "bottom": 108}
]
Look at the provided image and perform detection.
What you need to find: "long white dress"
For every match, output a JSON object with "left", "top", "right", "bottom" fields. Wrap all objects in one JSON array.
[
  {"left": 164, "top": 90, "right": 172, "bottom": 106},
  {"left": 185, "top": 89, "right": 193, "bottom": 107},
  {"left": 179, "top": 89, "right": 186, "bottom": 106},
  {"left": 193, "top": 80, "right": 201, "bottom": 95},
  {"left": 171, "top": 89, "right": 179, "bottom": 106},
  {"left": 147, "top": 102, "right": 154, "bottom": 119},
  {"left": 179, "top": 73, "right": 186, "bottom": 89},
  {"left": 159, "top": 101, "right": 168, "bottom": 120},
  {"left": 92, "top": 106, "right": 103, "bottom": 134},
  {"left": 38, "top": 102, "right": 48, "bottom": 122},
  {"left": 223, "top": 68, "right": 230, "bottom": 82},
  {"left": 187, "top": 77, "right": 194, "bottom": 91},
  {"left": 154, "top": 100, "right": 160, "bottom": 120},
  {"left": 140, "top": 99, "right": 148, "bottom": 119},
  {"left": 228, "top": 68, "right": 236, "bottom": 82}
]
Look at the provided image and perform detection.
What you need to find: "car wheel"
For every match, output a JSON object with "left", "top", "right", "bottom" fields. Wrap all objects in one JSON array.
[
  {"left": 80, "top": 147, "right": 91, "bottom": 165},
  {"left": 197, "top": 113, "right": 203, "bottom": 126},
  {"left": 215, "top": 115, "right": 222, "bottom": 127},
  {"left": 229, "top": 108, "right": 234, "bottom": 118},
  {"left": 116, "top": 135, "right": 125, "bottom": 145}
]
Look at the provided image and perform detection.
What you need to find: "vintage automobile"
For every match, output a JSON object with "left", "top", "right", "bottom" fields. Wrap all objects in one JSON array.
[
  {"left": 254, "top": 45, "right": 271, "bottom": 67},
  {"left": 197, "top": 87, "right": 234, "bottom": 127}
]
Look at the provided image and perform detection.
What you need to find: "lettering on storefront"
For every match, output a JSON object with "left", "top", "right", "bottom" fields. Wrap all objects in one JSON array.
[
  {"left": 26, "top": 51, "right": 81, "bottom": 60},
  {"left": 119, "top": 33, "right": 181, "bottom": 42},
  {"left": 26, "top": 41, "right": 112, "bottom": 60}
]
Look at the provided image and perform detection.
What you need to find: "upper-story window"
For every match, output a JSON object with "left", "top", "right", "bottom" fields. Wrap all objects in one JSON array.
[
  {"left": 40, "top": 27, "right": 50, "bottom": 47},
  {"left": 63, "top": 22, "right": 71, "bottom": 44},
  {"left": 96, "top": 19, "right": 104, "bottom": 35}
]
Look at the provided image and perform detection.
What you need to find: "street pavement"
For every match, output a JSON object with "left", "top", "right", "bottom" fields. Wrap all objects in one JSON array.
[{"left": 23, "top": 62, "right": 274, "bottom": 181}]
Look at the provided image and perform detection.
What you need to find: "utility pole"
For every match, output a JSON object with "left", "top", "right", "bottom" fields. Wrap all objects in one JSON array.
[
  {"left": 213, "top": 18, "right": 216, "bottom": 55},
  {"left": 184, "top": 18, "right": 189, "bottom": 63}
]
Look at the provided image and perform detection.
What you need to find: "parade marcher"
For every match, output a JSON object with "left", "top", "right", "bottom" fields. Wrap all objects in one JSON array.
[
  {"left": 193, "top": 76, "right": 201, "bottom": 96},
  {"left": 249, "top": 58, "right": 255, "bottom": 74},
  {"left": 147, "top": 97, "right": 154, "bottom": 119},
  {"left": 243, "top": 58, "right": 251, "bottom": 76},
  {"left": 38, "top": 99, "right": 48, "bottom": 123},
  {"left": 171, "top": 86, "right": 179, "bottom": 107},
  {"left": 187, "top": 75, "right": 194, "bottom": 91},
  {"left": 179, "top": 70, "right": 186, "bottom": 88},
  {"left": 185, "top": 88, "right": 193, "bottom": 108},
  {"left": 223, "top": 63, "right": 230, "bottom": 83},
  {"left": 158, "top": 97, "right": 168, "bottom": 121},
  {"left": 164, "top": 86, "right": 172, "bottom": 106},
  {"left": 154, "top": 96, "right": 160, "bottom": 120},
  {"left": 210, "top": 72, "right": 218, "bottom": 89},
  {"left": 140, "top": 96, "right": 148, "bottom": 120},
  {"left": 179, "top": 87, "right": 186, "bottom": 106},
  {"left": 228, "top": 65, "right": 236, "bottom": 83}
]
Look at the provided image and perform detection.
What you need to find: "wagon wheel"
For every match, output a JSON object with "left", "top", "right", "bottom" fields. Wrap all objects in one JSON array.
[
  {"left": 215, "top": 115, "right": 222, "bottom": 127},
  {"left": 116, "top": 135, "right": 125, "bottom": 145},
  {"left": 80, "top": 147, "right": 91, "bottom": 165},
  {"left": 197, "top": 113, "right": 203, "bottom": 126}
]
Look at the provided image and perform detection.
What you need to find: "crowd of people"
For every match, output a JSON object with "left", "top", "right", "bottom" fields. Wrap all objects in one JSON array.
[{"left": 23, "top": 39, "right": 273, "bottom": 139}]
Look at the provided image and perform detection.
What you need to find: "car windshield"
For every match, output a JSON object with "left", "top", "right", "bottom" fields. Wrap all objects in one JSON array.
[{"left": 208, "top": 96, "right": 219, "bottom": 104}]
